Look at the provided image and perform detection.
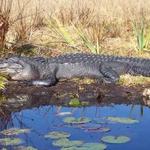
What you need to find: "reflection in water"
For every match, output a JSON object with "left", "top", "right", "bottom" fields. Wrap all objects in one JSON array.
[{"left": 0, "top": 93, "right": 150, "bottom": 149}]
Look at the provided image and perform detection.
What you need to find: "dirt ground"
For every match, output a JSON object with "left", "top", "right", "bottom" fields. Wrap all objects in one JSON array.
[{"left": 2, "top": 80, "right": 150, "bottom": 105}]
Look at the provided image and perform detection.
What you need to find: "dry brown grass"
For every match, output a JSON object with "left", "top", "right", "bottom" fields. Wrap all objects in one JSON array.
[{"left": 0, "top": 0, "right": 150, "bottom": 57}]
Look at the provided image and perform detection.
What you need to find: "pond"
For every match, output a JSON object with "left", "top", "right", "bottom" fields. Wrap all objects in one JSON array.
[{"left": 0, "top": 92, "right": 150, "bottom": 150}]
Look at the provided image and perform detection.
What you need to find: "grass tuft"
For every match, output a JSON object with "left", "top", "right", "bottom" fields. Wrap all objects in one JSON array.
[{"left": 119, "top": 74, "right": 150, "bottom": 86}]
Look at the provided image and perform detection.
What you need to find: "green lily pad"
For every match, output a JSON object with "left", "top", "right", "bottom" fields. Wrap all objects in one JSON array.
[
  {"left": 107, "top": 117, "right": 139, "bottom": 124},
  {"left": 61, "top": 143, "right": 107, "bottom": 150},
  {"left": 52, "top": 138, "right": 83, "bottom": 147},
  {"left": 69, "top": 98, "right": 81, "bottom": 107},
  {"left": 101, "top": 135, "right": 130, "bottom": 144},
  {"left": 0, "top": 138, "right": 23, "bottom": 146},
  {"left": 14, "top": 146, "right": 38, "bottom": 150},
  {"left": 82, "top": 143, "right": 107, "bottom": 150},
  {"left": 63, "top": 117, "right": 91, "bottom": 124},
  {"left": 86, "top": 127, "right": 110, "bottom": 132},
  {"left": 44, "top": 131, "right": 71, "bottom": 139},
  {"left": 69, "top": 99, "right": 89, "bottom": 107},
  {"left": 0, "top": 128, "right": 30, "bottom": 136},
  {"left": 61, "top": 147, "right": 81, "bottom": 150}
]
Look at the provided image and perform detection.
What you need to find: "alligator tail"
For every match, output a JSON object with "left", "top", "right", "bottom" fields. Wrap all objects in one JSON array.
[{"left": 129, "top": 66, "right": 150, "bottom": 77}]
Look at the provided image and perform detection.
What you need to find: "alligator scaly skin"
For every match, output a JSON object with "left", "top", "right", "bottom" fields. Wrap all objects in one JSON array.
[{"left": 0, "top": 53, "right": 149, "bottom": 86}]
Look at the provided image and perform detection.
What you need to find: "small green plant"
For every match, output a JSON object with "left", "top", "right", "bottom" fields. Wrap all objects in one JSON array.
[
  {"left": 133, "top": 19, "right": 150, "bottom": 51},
  {"left": 74, "top": 25, "right": 101, "bottom": 54},
  {"left": 0, "top": 76, "right": 7, "bottom": 89},
  {"left": 48, "top": 18, "right": 75, "bottom": 46}
]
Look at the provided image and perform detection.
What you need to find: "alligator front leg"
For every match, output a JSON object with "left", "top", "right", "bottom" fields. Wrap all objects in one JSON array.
[
  {"left": 100, "top": 64, "right": 120, "bottom": 83},
  {"left": 27, "top": 75, "right": 57, "bottom": 86}
]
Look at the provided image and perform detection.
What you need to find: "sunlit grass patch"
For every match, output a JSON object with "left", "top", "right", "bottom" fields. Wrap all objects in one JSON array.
[
  {"left": 119, "top": 74, "right": 150, "bottom": 86},
  {"left": 71, "top": 78, "right": 95, "bottom": 85},
  {"left": 0, "top": 76, "right": 7, "bottom": 90}
]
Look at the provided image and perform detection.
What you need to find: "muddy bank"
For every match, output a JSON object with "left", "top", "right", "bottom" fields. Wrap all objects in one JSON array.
[{"left": 2, "top": 80, "right": 150, "bottom": 111}]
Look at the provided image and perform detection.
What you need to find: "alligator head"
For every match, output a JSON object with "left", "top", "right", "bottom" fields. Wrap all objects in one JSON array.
[{"left": 0, "top": 57, "right": 39, "bottom": 81}]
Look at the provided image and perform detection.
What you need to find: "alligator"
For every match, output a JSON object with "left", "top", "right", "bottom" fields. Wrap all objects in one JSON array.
[{"left": 0, "top": 53, "right": 149, "bottom": 86}]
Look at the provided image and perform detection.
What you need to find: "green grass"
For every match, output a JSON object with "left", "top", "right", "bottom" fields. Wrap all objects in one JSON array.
[{"left": 0, "top": 76, "right": 7, "bottom": 90}]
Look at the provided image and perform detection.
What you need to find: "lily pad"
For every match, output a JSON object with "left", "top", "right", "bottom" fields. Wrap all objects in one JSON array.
[
  {"left": 44, "top": 131, "right": 71, "bottom": 139},
  {"left": 82, "top": 143, "right": 107, "bottom": 150},
  {"left": 14, "top": 146, "right": 38, "bottom": 150},
  {"left": 61, "top": 143, "right": 107, "bottom": 150},
  {"left": 63, "top": 117, "right": 91, "bottom": 124},
  {"left": 69, "top": 98, "right": 81, "bottom": 107},
  {"left": 0, "top": 128, "right": 30, "bottom": 136},
  {"left": 80, "top": 124, "right": 110, "bottom": 132},
  {"left": 61, "top": 147, "right": 81, "bottom": 150},
  {"left": 85, "top": 127, "right": 110, "bottom": 132},
  {"left": 101, "top": 135, "right": 130, "bottom": 144},
  {"left": 52, "top": 138, "right": 83, "bottom": 147},
  {"left": 69, "top": 99, "right": 89, "bottom": 107},
  {"left": 0, "top": 138, "right": 23, "bottom": 146},
  {"left": 107, "top": 116, "right": 139, "bottom": 124}
]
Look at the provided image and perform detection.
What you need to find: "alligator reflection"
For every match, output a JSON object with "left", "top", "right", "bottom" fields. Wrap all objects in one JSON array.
[
  {"left": 0, "top": 92, "right": 145, "bottom": 114},
  {"left": 0, "top": 92, "right": 146, "bottom": 128}
]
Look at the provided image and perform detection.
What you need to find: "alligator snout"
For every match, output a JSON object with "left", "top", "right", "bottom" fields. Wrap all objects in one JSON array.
[
  {"left": 0, "top": 59, "right": 24, "bottom": 76},
  {"left": 0, "top": 59, "right": 23, "bottom": 69}
]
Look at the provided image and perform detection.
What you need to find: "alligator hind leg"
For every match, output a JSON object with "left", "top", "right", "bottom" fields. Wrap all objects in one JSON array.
[{"left": 100, "top": 64, "right": 119, "bottom": 83}]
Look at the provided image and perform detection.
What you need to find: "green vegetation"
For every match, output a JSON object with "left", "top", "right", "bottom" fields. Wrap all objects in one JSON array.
[
  {"left": 107, "top": 116, "right": 139, "bottom": 124},
  {"left": 69, "top": 98, "right": 89, "bottom": 107},
  {"left": 0, "top": 138, "right": 23, "bottom": 146},
  {"left": 0, "top": 76, "right": 7, "bottom": 90},
  {"left": 45, "top": 131, "right": 71, "bottom": 139},
  {"left": 52, "top": 138, "right": 83, "bottom": 148},
  {"left": 101, "top": 135, "right": 130, "bottom": 144},
  {"left": 63, "top": 117, "right": 91, "bottom": 124},
  {"left": 133, "top": 19, "right": 150, "bottom": 51},
  {"left": 0, "top": 128, "right": 30, "bottom": 136}
]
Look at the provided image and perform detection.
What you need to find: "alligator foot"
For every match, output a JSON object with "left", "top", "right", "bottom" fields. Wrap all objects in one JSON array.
[{"left": 31, "top": 79, "right": 56, "bottom": 86}]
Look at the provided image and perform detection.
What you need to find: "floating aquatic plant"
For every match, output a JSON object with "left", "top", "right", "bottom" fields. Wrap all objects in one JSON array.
[
  {"left": 107, "top": 116, "right": 139, "bottom": 124},
  {"left": 69, "top": 98, "right": 81, "bottom": 107},
  {"left": 0, "top": 128, "right": 30, "bottom": 136},
  {"left": 63, "top": 117, "right": 91, "bottom": 124},
  {"left": 45, "top": 131, "right": 71, "bottom": 139},
  {"left": 0, "top": 138, "right": 23, "bottom": 146},
  {"left": 69, "top": 98, "right": 89, "bottom": 107},
  {"left": 14, "top": 146, "right": 38, "bottom": 150},
  {"left": 61, "top": 143, "right": 107, "bottom": 150},
  {"left": 101, "top": 135, "right": 130, "bottom": 144},
  {"left": 52, "top": 138, "right": 83, "bottom": 148}
]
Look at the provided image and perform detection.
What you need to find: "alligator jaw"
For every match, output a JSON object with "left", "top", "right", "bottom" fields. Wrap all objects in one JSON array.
[{"left": 0, "top": 60, "right": 23, "bottom": 76}]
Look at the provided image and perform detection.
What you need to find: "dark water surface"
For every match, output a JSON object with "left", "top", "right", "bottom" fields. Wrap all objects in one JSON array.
[{"left": 0, "top": 96, "right": 150, "bottom": 150}]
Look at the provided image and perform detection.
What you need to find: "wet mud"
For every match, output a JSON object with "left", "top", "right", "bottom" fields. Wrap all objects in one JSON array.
[{"left": 0, "top": 80, "right": 149, "bottom": 109}]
